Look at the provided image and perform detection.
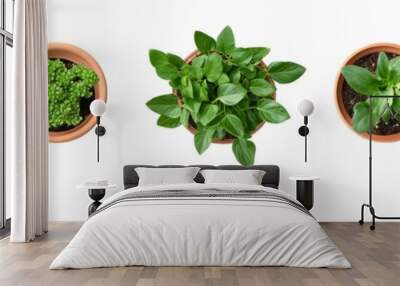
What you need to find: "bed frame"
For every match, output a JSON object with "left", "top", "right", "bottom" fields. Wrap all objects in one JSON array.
[{"left": 123, "top": 165, "right": 280, "bottom": 190}]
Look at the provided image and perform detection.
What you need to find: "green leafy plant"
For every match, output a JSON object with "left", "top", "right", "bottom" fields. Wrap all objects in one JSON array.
[
  {"left": 342, "top": 52, "right": 400, "bottom": 133},
  {"left": 48, "top": 59, "right": 99, "bottom": 129},
  {"left": 147, "top": 26, "right": 305, "bottom": 165}
]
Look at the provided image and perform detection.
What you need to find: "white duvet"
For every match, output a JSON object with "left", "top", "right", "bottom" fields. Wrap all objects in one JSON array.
[{"left": 50, "top": 183, "right": 350, "bottom": 269}]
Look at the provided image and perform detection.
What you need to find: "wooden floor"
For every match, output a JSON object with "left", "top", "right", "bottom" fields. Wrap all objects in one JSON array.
[{"left": 0, "top": 222, "right": 399, "bottom": 286}]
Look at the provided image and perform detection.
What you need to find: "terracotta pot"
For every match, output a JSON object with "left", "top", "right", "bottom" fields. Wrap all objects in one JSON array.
[
  {"left": 175, "top": 50, "right": 274, "bottom": 144},
  {"left": 48, "top": 43, "right": 107, "bottom": 143},
  {"left": 335, "top": 43, "right": 400, "bottom": 142}
]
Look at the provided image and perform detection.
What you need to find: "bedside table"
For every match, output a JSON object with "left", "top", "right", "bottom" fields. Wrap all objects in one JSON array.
[
  {"left": 77, "top": 183, "right": 117, "bottom": 216},
  {"left": 289, "top": 176, "right": 320, "bottom": 210}
]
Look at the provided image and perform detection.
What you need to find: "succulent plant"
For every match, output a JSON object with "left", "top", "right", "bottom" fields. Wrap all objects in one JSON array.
[{"left": 48, "top": 59, "right": 98, "bottom": 129}]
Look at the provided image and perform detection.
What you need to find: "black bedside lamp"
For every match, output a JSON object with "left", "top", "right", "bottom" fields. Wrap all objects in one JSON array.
[
  {"left": 297, "top": 99, "right": 314, "bottom": 162},
  {"left": 90, "top": 99, "right": 107, "bottom": 162}
]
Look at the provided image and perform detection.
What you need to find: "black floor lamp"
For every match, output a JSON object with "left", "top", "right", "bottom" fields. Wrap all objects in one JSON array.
[{"left": 359, "top": 95, "right": 400, "bottom": 230}]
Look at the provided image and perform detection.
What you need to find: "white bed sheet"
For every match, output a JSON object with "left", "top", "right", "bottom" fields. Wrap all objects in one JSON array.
[{"left": 50, "top": 183, "right": 350, "bottom": 269}]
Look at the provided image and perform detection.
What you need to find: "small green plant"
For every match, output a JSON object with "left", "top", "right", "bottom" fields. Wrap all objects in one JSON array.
[
  {"left": 48, "top": 59, "right": 98, "bottom": 129},
  {"left": 342, "top": 52, "right": 400, "bottom": 133},
  {"left": 147, "top": 26, "right": 305, "bottom": 165}
]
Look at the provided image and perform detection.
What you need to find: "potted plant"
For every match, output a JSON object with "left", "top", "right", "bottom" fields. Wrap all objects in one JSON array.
[
  {"left": 147, "top": 26, "right": 305, "bottom": 165},
  {"left": 48, "top": 43, "right": 107, "bottom": 143},
  {"left": 336, "top": 43, "right": 400, "bottom": 141}
]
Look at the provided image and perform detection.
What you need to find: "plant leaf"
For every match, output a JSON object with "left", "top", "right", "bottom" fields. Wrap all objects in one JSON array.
[
  {"left": 146, "top": 94, "right": 181, "bottom": 118},
  {"left": 257, "top": 98, "right": 290, "bottom": 123},
  {"left": 189, "top": 65, "right": 203, "bottom": 80},
  {"left": 194, "top": 31, "right": 216, "bottom": 54},
  {"left": 180, "top": 77, "right": 193, "bottom": 98},
  {"left": 182, "top": 64, "right": 203, "bottom": 80},
  {"left": 249, "top": 78, "right": 276, "bottom": 97},
  {"left": 222, "top": 114, "right": 244, "bottom": 137},
  {"left": 382, "top": 108, "right": 391, "bottom": 123},
  {"left": 232, "top": 138, "right": 255, "bottom": 166},
  {"left": 167, "top": 53, "right": 185, "bottom": 68},
  {"left": 256, "top": 69, "right": 268, "bottom": 79},
  {"left": 194, "top": 128, "right": 215, "bottom": 154},
  {"left": 377, "top": 52, "right": 389, "bottom": 80},
  {"left": 199, "top": 104, "right": 219, "bottom": 126},
  {"left": 217, "top": 73, "right": 230, "bottom": 85},
  {"left": 157, "top": 115, "right": 181, "bottom": 128},
  {"left": 208, "top": 113, "right": 224, "bottom": 127},
  {"left": 169, "top": 78, "right": 180, "bottom": 89},
  {"left": 237, "top": 96, "right": 249, "bottom": 109},
  {"left": 201, "top": 81, "right": 209, "bottom": 101},
  {"left": 217, "top": 83, "right": 247, "bottom": 105},
  {"left": 204, "top": 53, "right": 223, "bottom": 82},
  {"left": 246, "top": 111, "right": 259, "bottom": 131},
  {"left": 240, "top": 65, "right": 257, "bottom": 80},
  {"left": 341, "top": 65, "right": 380, "bottom": 96},
  {"left": 370, "top": 97, "right": 389, "bottom": 126},
  {"left": 389, "top": 57, "right": 400, "bottom": 83},
  {"left": 268, "top": 61, "right": 306, "bottom": 84},
  {"left": 375, "top": 86, "right": 394, "bottom": 97},
  {"left": 149, "top": 49, "right": 168, "bottom": 68},
  {"left": 180, "top": 109, "right": 190, "bottom": 127},
  {"left": 156, "top": 63, "right": 179, "bottom": 80},
  {"left": 232, "top": 106, "right": 249, "bottom": 130},
  {"left": 352, "top": 101, "right": 370, "bottom": 133},
  {"left": 352, "top": 99, "right": 386, "bottom": 133},
  {"left": 216, "top": 26, "right": 235, "bottom": 53},
  {"left": 248, "top": 47, "right": 270, "bottom": 63},
  {"left": 193, "top": 82, "right": 209, "bottom": 102},
  {"left": 393, "top": 97, "right": 400, "bottom": 113},
  {"left": 230, "top": 48, "right": 252, "bottom": 65},
  {"left": 183, "top": 98, "right": 201, "bottom": 122},
  {"left": 192, "top": 55, "right": 207, "bottom": 68},
  {"left": 229, "top": 68, "right": 241, "bottom": 83}
]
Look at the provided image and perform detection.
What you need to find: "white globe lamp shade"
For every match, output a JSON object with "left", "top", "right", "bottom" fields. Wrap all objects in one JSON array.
[
  {"left": 298, "top": 99, "right": 314, "bottom": 116},
  {"left": 90, "top": 99, "right": 106, "bottom": 116}
]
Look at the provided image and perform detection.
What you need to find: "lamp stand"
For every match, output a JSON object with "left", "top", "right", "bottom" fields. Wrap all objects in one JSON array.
[
  {"left": 359, "top": 95, "right": 400, "bottom": 230},
  {"left": 298, "top": 116, "right": 309, "bottom": 162},
  {"left": 95, "top": 116, "right": 106, "bottom": 162}
]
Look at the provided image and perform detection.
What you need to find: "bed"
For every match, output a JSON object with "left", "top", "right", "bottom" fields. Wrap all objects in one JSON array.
[{"left": 50, "top": 165, "right": 350, "bottom": 269}]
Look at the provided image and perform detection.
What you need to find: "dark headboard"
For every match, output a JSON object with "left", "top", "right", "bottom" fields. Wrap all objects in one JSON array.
[{"left": 123, "top": 165, "right": 280, "bottom": 189}]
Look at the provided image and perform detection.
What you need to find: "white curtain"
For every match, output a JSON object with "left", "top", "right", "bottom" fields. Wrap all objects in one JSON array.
[{"left": 9, "top": 0, "right": 48, "bottom": 242}]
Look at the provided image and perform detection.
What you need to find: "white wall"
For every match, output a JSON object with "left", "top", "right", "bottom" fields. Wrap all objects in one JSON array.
[{"left": 47, "top": 0, "right": 400, "bottom": 221}]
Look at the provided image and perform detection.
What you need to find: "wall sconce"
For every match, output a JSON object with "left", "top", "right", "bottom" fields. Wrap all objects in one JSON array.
[
  {"left": 90, "top": 99, "right": 107, "bottom": 162},
  {"left": 297, "top": 99, "right": 314, "bottom": 163}
]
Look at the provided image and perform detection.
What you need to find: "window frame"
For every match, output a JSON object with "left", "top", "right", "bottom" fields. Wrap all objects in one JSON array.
[{"left": 0, "top": 0, "right": 13, "bottom": 232}]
